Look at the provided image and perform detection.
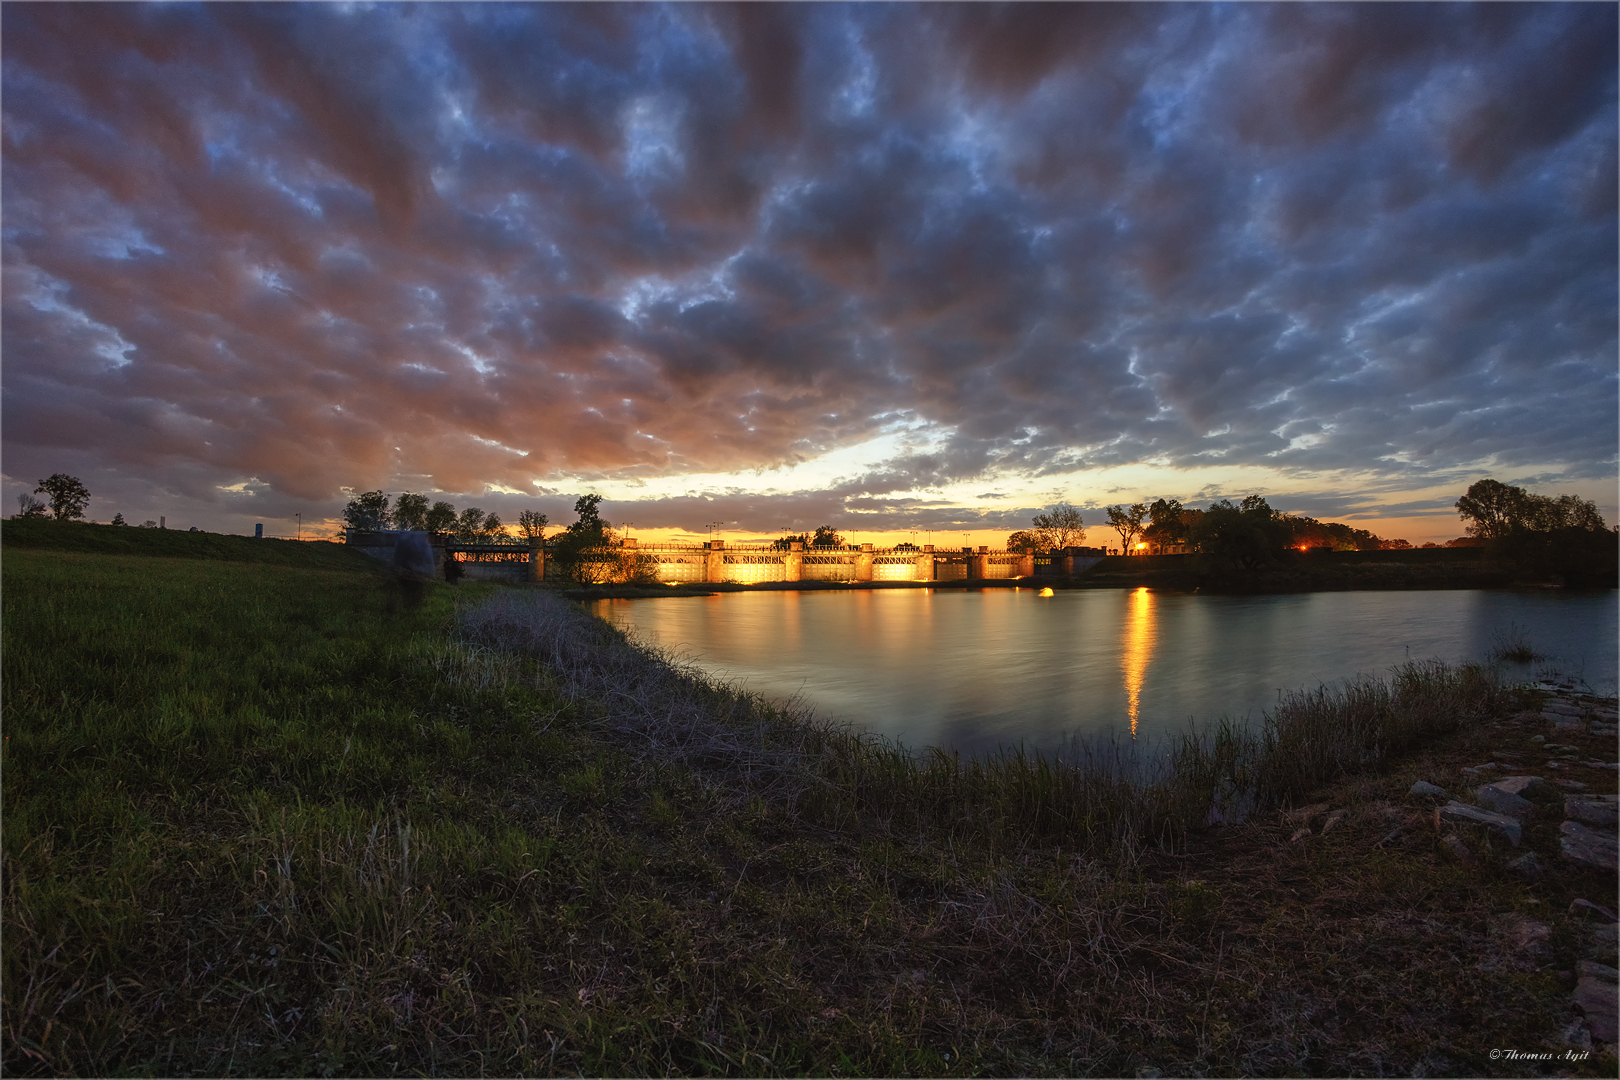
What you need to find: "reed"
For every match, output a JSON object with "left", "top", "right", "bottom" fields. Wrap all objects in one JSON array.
[{"left": 1489, "top": 622, "right": 1541, "bottom": 664}]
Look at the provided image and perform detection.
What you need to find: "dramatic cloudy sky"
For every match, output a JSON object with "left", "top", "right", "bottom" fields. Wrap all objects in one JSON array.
[{"left": 4, "top": 2, "right": 1615, "bottom": 544}]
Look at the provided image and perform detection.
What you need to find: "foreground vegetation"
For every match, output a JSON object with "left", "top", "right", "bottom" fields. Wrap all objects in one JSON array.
[{"left": 3, "top": 534, "right": 1614, "bottom": 1075}]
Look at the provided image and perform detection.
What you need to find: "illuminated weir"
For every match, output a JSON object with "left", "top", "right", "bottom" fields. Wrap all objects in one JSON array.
[
  {"left": 619, "top": 540, "right": 1043, "bottom": 584},
  {"left": 347, "top": 530, "right": 1105, "bottom": 585}
]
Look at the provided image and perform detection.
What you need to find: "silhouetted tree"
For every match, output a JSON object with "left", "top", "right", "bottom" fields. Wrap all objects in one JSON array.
[
  {"left": 1459, "top": 479, "right": 1616, "bottom": 584},
  {"left": 1005, "top": 529, "right": 1041, "bottom": 553},
  {"left": 1032, "top": 503, "right": 1086, "bottom": 550},
  {"left": 547, "top": 496, "right": 653, "bottom": 584},
  {"left": 36, "top": 474, "right": 90, "bottom": 521},
  {"left": 1188, "top": 496, "right": 1285, "bottom": 570},
  {"left": 1273, "top": 513, "right": 1388, "bottom": 552},
  {"left": 810, "top": 525, "right": 844, "bottom": 548},
  {"left": 424, "top": 501, "right": 457, "bottom": 534},
  {"left": 570, "top": 494, "right": 606, "bottom": 539},
  {"left": 455, "top": 507, "right": 487, "bottom": 541},
  {"left": 343, "top": 490, "right": 391, "bottom": 532},
  {"left": 552, "top": 494, "right": 615, "bottom": 584},
  {"left": 14, "top": 493, "right": 47, "bottom": 519},
  {"left": 393, "top": 492, "right": 430, "bottom": 531},
  {"left": 1104, "top": 503, "right": 1148, "bottom": 553},
  {"left": 1142, "top": 499, "right": 1187, "bottom": 549},
  {"left": 1455, "top": 479, "right": 1526, "bottom": 542},
  {"left": 517, "top": 509, "right": 549, "bottom": 539}
]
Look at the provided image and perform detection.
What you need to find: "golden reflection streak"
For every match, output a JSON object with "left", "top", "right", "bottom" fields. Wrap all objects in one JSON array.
[{"left": 1120, "top": 587, "right": 1157, "bottom": 738}]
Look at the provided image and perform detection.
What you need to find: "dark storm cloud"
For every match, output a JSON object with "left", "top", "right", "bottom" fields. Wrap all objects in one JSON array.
[{"left": 3, "top": 2, "right": 1614, "bottom": 532}]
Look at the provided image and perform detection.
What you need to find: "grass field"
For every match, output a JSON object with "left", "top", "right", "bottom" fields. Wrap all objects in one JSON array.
[
  {"left": 3, "top": 526, "right": 1613, "bottom": 1076},
  {"left": 0, "top": 517, "right": 379, "bottom": 570}
]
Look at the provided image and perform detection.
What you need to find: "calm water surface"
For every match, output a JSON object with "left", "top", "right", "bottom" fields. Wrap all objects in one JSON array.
[{"left": 592, "top": 588, "right": 1618, "bottom": 756}]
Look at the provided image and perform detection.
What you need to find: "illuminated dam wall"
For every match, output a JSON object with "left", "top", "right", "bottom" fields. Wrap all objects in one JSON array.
[
  {"left": 348, "top": 530, "right": 1103, "bottom": 585},
  {"left": 624, "top": 540, "right": 1036, "bottom": 584}
]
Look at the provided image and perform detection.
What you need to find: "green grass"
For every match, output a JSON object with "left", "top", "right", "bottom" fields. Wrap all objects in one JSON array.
[
  {"left": 3, "top": 539, "right": 1611, "bottom": 1076},
  {"left": 0, "top": 517, "right": 380, "bottom": 570}
]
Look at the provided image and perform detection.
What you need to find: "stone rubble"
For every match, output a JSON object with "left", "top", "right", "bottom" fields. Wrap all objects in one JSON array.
[
  {"left": 1312, "top": 685, "right": 1616, "bottom": 1052},
  {"left": 1467, "top": 690, "right": 1615, "bottom": 1048},
  {"left": 1437, "top": 801, "right": 1522, "bottom": 846},
  {"left": 1560, "top": 1017, "right": 1594, "bottom": 1053},
  {"left": 1440, "top": 834, "right": 1473, "bottom": 864},
  {"left": 1577, "top": 958, "right": 1619, "bottom": 982},
  {"left": 1504, "top": 851, "right": 1543, "bottom": 880},
  {"left": 1573, "top": 977, "right": 1618, "bottom": 1043},
  {"left": 1565, "top": 794, "right": 1619, "bottom": 829},
  {"left": 1559, "top": 821, "right": 1619, "bottom": 871},
  {"left": 1475, "top": 783, "right": 1536, "bottom": 821},
  {"left": 1491, "top": 774, "right": 1553, "bottom": 797},
  {"left": 1586, "top": 921, "right": 1619, "bottom": 959},
  {"left": 1570, "top": 898, "right": 1619, "bottom": 923}
]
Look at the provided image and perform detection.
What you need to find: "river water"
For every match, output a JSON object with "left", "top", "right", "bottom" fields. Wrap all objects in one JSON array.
[{"left": 591, "top": 588, "right": 1618, "bottom": 757}]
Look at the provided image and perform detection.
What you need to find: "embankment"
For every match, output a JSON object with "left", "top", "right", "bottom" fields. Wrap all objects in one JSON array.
[{"left": 0, "top": 516, "right": 382, "bottom": 571}]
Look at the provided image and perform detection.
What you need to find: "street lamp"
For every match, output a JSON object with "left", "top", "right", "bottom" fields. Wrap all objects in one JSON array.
[{"left": 296, "top": 512, "right": 301, "bottom": 541}]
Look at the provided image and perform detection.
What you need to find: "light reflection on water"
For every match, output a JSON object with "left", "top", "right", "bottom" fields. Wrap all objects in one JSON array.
[
  {"left": 592, "top": 587, "right": 1618, "bottom": 758},
  {"left": 1121, "top": 587, "right": 1156, "bottom": 738}
]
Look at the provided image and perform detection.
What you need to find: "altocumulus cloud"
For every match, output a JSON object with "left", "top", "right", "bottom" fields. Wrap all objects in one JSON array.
[{"left": 2, "top": 3, "right": 1614, "bottom": 534}]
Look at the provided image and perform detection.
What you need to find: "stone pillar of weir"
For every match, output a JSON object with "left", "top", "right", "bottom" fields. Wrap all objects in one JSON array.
[
  {"left": 1017, "top": 551, "right": 1034, "bottom": 578},
  {"left": 528, "top": 538, "right": 544, "bottom": 583},
  {"left": 855, "top": 543, "right": 874, "bottom": 582},
  {"left": 785, "top": 540, "right": 803, "bottom": 581},
  {"left": 705, "top": 539, "right": 726, "bottom": 583},
  {"left": 970, "top": 545, "right": 989, "bottom": 580},
  {"left": 1059, "top": 547, "right": 1076, "bottom": 575},
  {"left": 917, "top": 544, "right": 935, "bottom": 581}
]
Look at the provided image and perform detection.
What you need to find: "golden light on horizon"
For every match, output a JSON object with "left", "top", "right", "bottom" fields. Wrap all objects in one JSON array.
[{"left": 1120, "top": 586, "right": 1156, "bottom": 738}]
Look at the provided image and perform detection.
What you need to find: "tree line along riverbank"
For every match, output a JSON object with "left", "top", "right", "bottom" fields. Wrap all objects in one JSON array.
[
  {"left": 3, "top": 527, "right": 1614, "bottom": 1076},
  {"left": 9, "top": 517, "right": 1609, "bottom": 598},
  {"left": 552, "top": 547, "right": 1566, "bottom": 600}
]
